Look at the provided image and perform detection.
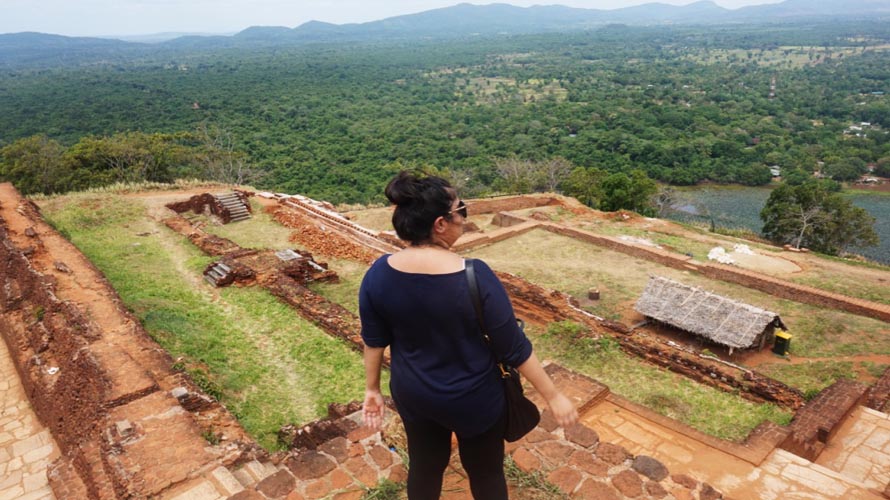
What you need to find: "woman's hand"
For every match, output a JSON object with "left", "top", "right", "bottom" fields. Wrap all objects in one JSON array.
[
  {"left": 547, "top": 392, "right": 578, "bottom": 428},
  {"left": 516, "top": 352, "right": 579, "bottom": 428},
  {"left": 362, "top": 389, "right": 386, "bottom": 430}
]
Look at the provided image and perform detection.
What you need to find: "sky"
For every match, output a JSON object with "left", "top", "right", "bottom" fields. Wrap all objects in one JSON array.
[{"left": 1, "top": 0, "right": 783, "bottom": 38}]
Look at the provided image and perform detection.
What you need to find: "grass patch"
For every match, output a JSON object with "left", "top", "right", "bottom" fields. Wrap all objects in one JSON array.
[
  {"left": 468, "top": 229, "right": 890, "bottom": 359},
  {"left": 534, "top": 322, "right": 792, "bottom": 441},
  {"left": 307, "top": 257, "right": 369, "bottom": 316},
  {"left": 344, "top": 206, "right": 394, "bottom": 233},
  {"left": 756, "top": 361, "right": 857, "bottom": 398},
  {"left": 789, "top": 273, "right": 890, "bottom": 306},
  {"left": 467, "top": 229, "right": 642, "bottom": 321},
  {"left": 362, "top": 479, "right": 405, "bottom": 500},
  {"left": 504, "top": 456, "right": 567, "bottom": 500},
  {"left": 40, "top": 193, "right": 383, "bottom": 450},
  {"left": 197, "top": 200, "right": 298, "bottom": 250},
  {"left": 788, "top": 311, "right": 890, "bottom": 357}
]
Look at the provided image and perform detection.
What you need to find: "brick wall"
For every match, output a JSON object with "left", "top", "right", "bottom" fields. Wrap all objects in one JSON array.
[
  {"left": 865, "top": 367, "right": 890, "bottom": 413},
  {"left": 781, "top": 379, "right": 868, "bottom": 461},
  {"left": 467, "top": 195, "right": 562, "bottom": 215},
  {"left": 0, "top": 220, "right": 111, "bottom": 497}
]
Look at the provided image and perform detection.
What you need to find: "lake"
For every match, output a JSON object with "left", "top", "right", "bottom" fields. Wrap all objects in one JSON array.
[{"left": 666, "top": 185, "right": 890, "bottom": 265}]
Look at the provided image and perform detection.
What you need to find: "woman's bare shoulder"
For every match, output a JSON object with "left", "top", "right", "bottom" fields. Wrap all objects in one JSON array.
[{"left": 387, "top": 249, "right": 464, "bottom": 275}]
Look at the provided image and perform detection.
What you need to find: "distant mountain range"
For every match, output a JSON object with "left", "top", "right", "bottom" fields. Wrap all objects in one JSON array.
[
  {"left": 231, "top": 0, "right": 890, "bottom": 42},
  {"left": 2, "top": 0, "right": 890, "bottom": 67}
]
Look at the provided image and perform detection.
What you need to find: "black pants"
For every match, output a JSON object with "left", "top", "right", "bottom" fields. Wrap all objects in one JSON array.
[{"left": 403, "top": 411, "right": 508, "bottom": 500}]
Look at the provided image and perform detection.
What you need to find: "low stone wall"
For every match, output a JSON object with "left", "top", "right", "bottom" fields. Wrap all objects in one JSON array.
[
  {"left": 165, "top": 191, "right": 253, "bottom": 224},
  {"left": 466, "top": 194, "right": 562, "bottom": 215},
  {"left": 781, "top": 379, "right": 868, "bottom": 461},
  {"left": 492, "top": 211, "right": 528, "bottom": 227},
  {"left": 166, "top": 192, "right": 217, "bottom": 215},
  {"left": 539, "top": 221, "right": 890, "bottom": 324},
  {"left": 616, "top": 333, "right": 805, "bottom": 409},
  {"left": 698, "top": 263, "right": 890, "bottom": 323},
  {"left": 541, "top": 223, "right": 698, "bottom": 271},
  {"left": 451, "top": 220, "right": 539, "bottom": 253},
  {"left": 0, "top": 220, "right": 109, "bottom": 496},
  {"left": 865, "top": 367, "right": 890, "bottom": 413}
]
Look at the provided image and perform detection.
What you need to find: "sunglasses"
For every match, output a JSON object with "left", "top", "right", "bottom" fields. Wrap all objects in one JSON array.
[{"left": 447, "top": 200, "right": 468, "bottom": 219}]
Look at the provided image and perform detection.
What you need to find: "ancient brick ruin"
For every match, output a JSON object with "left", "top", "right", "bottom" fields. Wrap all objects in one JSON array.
[
  {"left": 2, "top": 185, "right": 890, "bottom": 499},
  {"left": 166, "top": 191, "right": 253, "bottom": 224}
]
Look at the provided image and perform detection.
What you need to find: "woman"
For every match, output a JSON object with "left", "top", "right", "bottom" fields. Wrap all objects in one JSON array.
[{"left": 360, "top": 171, "right": 577, "bottom": 499}]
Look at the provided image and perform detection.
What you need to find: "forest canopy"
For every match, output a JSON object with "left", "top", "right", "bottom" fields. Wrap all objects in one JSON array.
[{"left": 1, "top": 22, "right": 889, "bottom": 204}]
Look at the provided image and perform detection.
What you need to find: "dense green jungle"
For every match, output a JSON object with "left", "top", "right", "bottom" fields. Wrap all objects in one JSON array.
[{"left": 1, "top": 22, "right": 889, "bottom": 205}]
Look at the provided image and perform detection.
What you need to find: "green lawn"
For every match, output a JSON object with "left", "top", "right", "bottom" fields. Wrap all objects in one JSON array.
[
  {"left": 531, "top": 322, "right": 792, "bottom": 442},
  {"left": 41, "top": 193, "right": 380, "bottom": 450}
]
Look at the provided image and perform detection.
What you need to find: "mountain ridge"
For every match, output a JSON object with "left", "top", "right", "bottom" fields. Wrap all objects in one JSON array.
[{"left": 2, "top": 0, "right": 889, "bottom": 67}]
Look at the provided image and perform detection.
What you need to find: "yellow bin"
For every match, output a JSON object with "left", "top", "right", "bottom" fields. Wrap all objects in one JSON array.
[{"left": 773, "top": 331, "right": 792, "bottom": 356}]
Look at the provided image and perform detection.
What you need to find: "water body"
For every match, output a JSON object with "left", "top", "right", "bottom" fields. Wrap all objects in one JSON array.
[{"left": 666, "top": 185, "right": 890, "bottom": 265}]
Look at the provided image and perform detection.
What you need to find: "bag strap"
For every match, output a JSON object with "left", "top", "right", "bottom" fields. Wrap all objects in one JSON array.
[
  {"left": 467, "top": 259, "right": 512, "bottom": 379},
  {"left": 465, "top": 259, "right": 491, "bottom": 345}
]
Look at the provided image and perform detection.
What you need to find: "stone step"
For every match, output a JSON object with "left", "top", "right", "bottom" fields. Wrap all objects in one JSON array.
[
  {"left": 166, "top": 479, "right": 226, "bottom": 500},
  {"left": 207, "top": 466, "right": 245, "bottom": 497},
  {"left": 204, "top": 275, "right": 218, "bottom": 286},
  {"left": 231, "top": 459, "right": 279, "bottom": 487}
]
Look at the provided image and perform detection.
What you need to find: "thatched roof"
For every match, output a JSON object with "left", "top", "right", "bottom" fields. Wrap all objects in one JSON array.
[{"left": 635, "top": 276, "right": 785, "bottom": 349}]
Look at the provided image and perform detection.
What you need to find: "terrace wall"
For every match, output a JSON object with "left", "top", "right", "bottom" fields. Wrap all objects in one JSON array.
[
  {"left": 865, "top": 367, "right": 890, "bottom": 413},
  {"left": 780, "top": 379, "right": 868, "bottom": 461},
  {"left": 536, "top": 219, "right": 890, "bottom": 324}
]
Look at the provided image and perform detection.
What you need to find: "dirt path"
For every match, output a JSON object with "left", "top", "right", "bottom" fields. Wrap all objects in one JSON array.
[{"left": 1, "top": 187, "right": 123, "bottom": 334}]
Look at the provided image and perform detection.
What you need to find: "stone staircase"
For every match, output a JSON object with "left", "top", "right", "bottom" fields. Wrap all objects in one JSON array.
[
  {"left": 215, "top": 192, "right": 251, "bottom": 223},
  {"left": 204, "top": 261, "right": 233, "bottom": 287}
]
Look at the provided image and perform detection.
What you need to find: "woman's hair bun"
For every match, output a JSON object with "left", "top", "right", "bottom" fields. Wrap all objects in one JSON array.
[{"left": 385, "top": 171, "right": 421, "bottom": 206}]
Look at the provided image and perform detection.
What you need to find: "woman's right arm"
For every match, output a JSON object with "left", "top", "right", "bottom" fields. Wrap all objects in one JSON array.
[
  {"left": 516, "top": 352, "right": 578, "bottom": 428},
  {"left": 363, "top": 345, "right": 386, "bottom": 430},
  {"left": 358, "top": 262, "right": 390, "bottom": 430}
]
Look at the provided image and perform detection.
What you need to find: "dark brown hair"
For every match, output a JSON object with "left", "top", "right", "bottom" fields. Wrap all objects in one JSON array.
[{"left": 385, "top": 171, "right": 455, "bottom": 244}]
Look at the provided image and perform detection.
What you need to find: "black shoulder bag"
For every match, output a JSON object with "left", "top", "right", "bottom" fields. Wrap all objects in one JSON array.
[{"left": 466, "top": 259, "right": 540, "bottom": 442}]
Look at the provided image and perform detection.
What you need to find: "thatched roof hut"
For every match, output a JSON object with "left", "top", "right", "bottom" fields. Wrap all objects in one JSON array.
[{"left": 635, "top": 276, "right": 786, "bottom": 351}]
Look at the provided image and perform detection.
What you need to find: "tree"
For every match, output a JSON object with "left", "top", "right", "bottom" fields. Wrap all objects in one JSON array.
[
  {"left": 494, "top": 156, "right": 573, "bottom": 193},
  {"left": 194, "top": 125, "right": 265, "bottom": 186},
  {"left": 560, "top": 167, "right": 606, "bottom": 208},
  {"left": 651, "top": 185, "right": 678, "bottom": 218},
  {"left": 599, "top": 169, "right": 658, "bottom": 216},
  {"left": 0, "top": 135, "right": 66, "bottom": 194},
  {"left": 760, "top": 180, "right": 878, "bottom": 255},
  {"left": 539, "top": 157, "right": 573, "bottom": 192},
  {"left": 64, "top": 132, "right": 192, "bottom": 189},
  {"left": 874, "top": 157, "right": 890, "bottom": 178},
  {"left": 823, "top": 158, "right": 866, "bottom": 182},
  {"left": 495, "top": 156, "right": 537, "bottom": 193},
  {"left": 818, "top": 194, "right": 879, "bottom": 255}
]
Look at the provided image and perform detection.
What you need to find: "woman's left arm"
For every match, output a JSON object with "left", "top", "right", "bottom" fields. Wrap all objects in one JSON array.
[{"left": 516, "top": 352, "right": 578, "bottom": 428}]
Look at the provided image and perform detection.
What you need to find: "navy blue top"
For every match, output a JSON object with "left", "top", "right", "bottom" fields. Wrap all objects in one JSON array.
[{"left": 359, "top": 256, "right": 533, "bottom": 437}]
